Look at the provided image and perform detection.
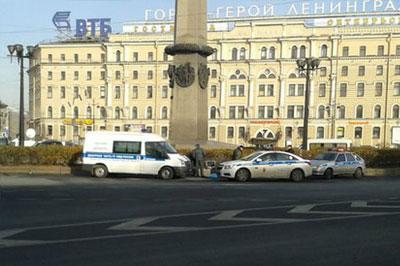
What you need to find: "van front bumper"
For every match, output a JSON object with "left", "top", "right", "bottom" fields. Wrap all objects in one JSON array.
[{"left": 173, "top": 166, "right": 190, "bottom": 178}]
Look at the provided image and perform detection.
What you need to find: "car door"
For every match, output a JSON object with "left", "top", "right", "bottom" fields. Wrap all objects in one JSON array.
[
  {"left": 334, "top": 153, "right": 346, "bottom": 175},
  {"left": 273, "top": 153, "right": 295, "bottom": 178},
  {"left": 345, "top": 153, "right": 357, "bottom": 174},
  {"left": 253, "top": 153, "right": 276, "bottom": 178},
  {"left": 141, "top": 142, "right": 168, "bottom": 175}
]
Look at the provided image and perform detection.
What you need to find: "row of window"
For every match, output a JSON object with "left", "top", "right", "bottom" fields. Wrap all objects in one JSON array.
[
  {"left": 208, "top": 104, "right": 400, "bottom": 120},
  {"left": 340, "top": 65, "right": 400, "bottom": 77}
]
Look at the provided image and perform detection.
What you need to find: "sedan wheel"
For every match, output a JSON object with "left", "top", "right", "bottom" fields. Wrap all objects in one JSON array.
[
  {"left": 291, "top": 169, "right": 304, "bottom": 182},
  {"left": 324, "top": 168, "right": 334, "bottom": 180},
  {"left": 353, "top": 168, "right": 363, "bottom": 179},
  {"left": 235, "top": 169, "right": 250, "bottom": 182}
]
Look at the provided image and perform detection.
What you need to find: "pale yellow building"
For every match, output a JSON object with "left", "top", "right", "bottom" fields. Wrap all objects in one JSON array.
[{"left": 28, "top": 12, "right": 400, "bottom": 147}]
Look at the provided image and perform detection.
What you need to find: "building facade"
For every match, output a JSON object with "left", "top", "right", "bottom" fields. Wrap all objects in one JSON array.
[{"left": 29, "top": 12, "right": 400, "bottom": 147}]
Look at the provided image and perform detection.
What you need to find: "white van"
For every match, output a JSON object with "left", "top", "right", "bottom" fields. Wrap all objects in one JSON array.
[{"left": 82, "top": 131, "right": 191, "bottom": 179}]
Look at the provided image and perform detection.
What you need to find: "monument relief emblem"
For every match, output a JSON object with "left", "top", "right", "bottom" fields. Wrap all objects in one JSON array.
[
  {"left": 174, "top": 63, "right": 195, "bottom": 88},
  {"left": 198, "top": 63, "right": 210, "bottom": 90}
]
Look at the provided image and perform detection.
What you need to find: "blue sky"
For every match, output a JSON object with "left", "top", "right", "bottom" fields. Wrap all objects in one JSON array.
[{"left": 0, "top": 0, "right": 398, "bottom": 108}]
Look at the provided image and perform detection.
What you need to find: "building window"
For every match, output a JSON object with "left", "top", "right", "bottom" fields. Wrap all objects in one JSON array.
[
  {"left": 133, "top": 52, "right": 138, "bottom": 61},
  {"left": 86, "top": 106, "right": 92, "bottom": 119},
  {"left": 358, "top": 66, "right": 365, "bottom": 76},
  {"left": 395, "top": 65, "right": 400, "bottom": 75},
  {"left": 61, "top": 54, "right": 66, "bottom": 62},
  {"left": 375, "top": 82, "right": 383, "bottom": 96},
  {"left": 395, "top": 82, "right": 400, "bottom": 96},
  {"left": 355, "top": 127, "right": 363, "bottom": 139},
  {"left": 230, "top": 85, "right": 245, "bottom": 97},
  {"left": 163, "top": 52, "right": 168, "bottom": 61},
  {"left": 288, "top": 84, "right": 296, "bottom": 96},
  {"left": 147, "top": 86, "right": 153, "bottom": 98},
  {"left": 60, "top": 125, "right": 66, "bottom": 137},
  {"left": 60, "top": 86, "right": 66, "bottom": 99},
  {"left": 319, "top": 84, "right": 326, "bottom": 97},
  {"left": 210, "top": 85, "right": 217, "bottom": 98},
  {"left": 86, "top": 86, "right": 92, "bottom": 99},
  {"left": 211, "top": 48, "right": 218, "bottom": 60},
  {"left": 100, "top": 86, "right": 106, "bottom": 99},
  {"left": 148, "top": 52, "right": 154, "bottom": 61},
  {"left": 342, "top": 46, "right": 349, "bottom": 57},
  {"left": 232, "top": 48, "right": 238, "bottom": 60},
  {"left": 318, "top": 106, "right": 325, "bottom": 119},
  {"left": 377, "top": 45, "right": 384, "bottom": 56},
  {"left": 321, "top": 45, "right": 328, "bottom": 57},
  {"left": 320, "top": 67, "right": 327, "bottom": 77},
  {"left": 317, "top": 127, "right": 325, "bottom": 139},
  {"left": 74, "top": 71, "right": 79, "bottom": 80},
  {"left": 47, "top": 54, "right": 53, "bottom": 63},
  {"left": 47, "top": 125, "right": 53, "bottom": 136},
  {"left": 115, "top": 107, "right": 121, "bottom": 119},
  {"left": 340, "top": 83, "right": 347, "bottom": 97},
  {"left": 211, "top": 69, "right": 217, "bottom": 78},
  {"left": 115, "top": 71, "right": 121, "bottom": 80},
  {"left": 298, "top": 127, "right": 304, "bottom": 139},
  {"left": 376, "top": 65, "right": 383, "bottom": 76},
  {"left": 147, "top": 70, "right": 153, "bottom": 80},
  {"left": 161, "top": 127, "right": 168, "bottom": 138},
  {"left": 74, "top": 54, "right": 79, "bottom": 63},
  {"left": 300, "top": 46, "right": 306, "bottom": 58},
  {"left": 229, "top": 106, "right": 236, "bottom": 119},
  {"left": 338, "top": 106, "right": 346, "bottom": 119},
  {"left": 101, "top": 53, "right": 106, "bottom": 63},
  {"left": 285, "top": 127, "right": 293, "bottom": 139},
  {"left": 73, "top": 87, "right": 79, "bottom": 99},
  {"left": 239, "top": 48, "right": 246, "bottom": 60},
  {"left": 116, "top": 50, "right": 121, "bottom": 63},
  {"left": 373, "top": 127, "right": 381, "bottom": 139},
  {"left": 133, "top": 71, "right": 138, "bottom": 79},
  {"left": 210, "top": 107, "right": 217, "bottom": 119},
  {"left": 87, "top": 53, "right": 92, "bottom": 62},
  {"left": 132, "top": 86, "right": 139, "bottom": 99},
  {"left": 85, "top": 71, "right": 91, "bottom": 81},
  {"left": 114, "top": 126, "right": 121, "bottom": 132},
  {"left": 48, "top": 71, "right": 53, "bottom": 80},
  {"left": 357, "top": 83, "right": 365, "bottom": 97},
  {"left": 296, "top": 105, "right": 304, "bottom": 118},
  {"left": 269, "top": 47, "right": 276, "bottom": 59},
  {"left": 258, "top": 106, "right": 265, "bottom": 119},
  {"left": 259, "top": 85, "right": 266, "bottom": 96},
  {"left": 227, "top": 127, "right": 234, "bottom": 138},
  {"left": 161, "top": 106, "right": 168, "bottom": 119},
  {"left": 238, "top": 127, "right": 246, "bottom": 139},
  {"left": 145, "top": 126, "right": 152, "bottom": 133},
  {"left": 356, "top": 105, "right": 363, "bottom": 119},
  {"left": 209, "top": 127, "right": 216, "bottom": 139},
  {"left": 47, "top": 86, "right": 53, "bottom": 99},
  {"left": 163, "top": 70, "right": 168, "bottom": 79},
  {"left": 291, "top": 46, "right": 298, "bottom": 59},
  {"left": 47, "top": 106, "right": 53, "bottom": 118},
  {"left": 100, "top": 107, "right": 107, "bottom": 119},
  {"left": 73, "top": 107, "right": 79, "bottom": 119},
  {"left": 337, "top": 127, "right": 345, "bottom": 138},
  {"left": 261, "top": 47, "right": 267, "bottom": 59},
  {"left": 341, "top": 66, "right": 348, "bottom": 76},
  {"left": 287, "top": 105, "right": 295, "bottom": 119},
  {"left": 267, "top": 85, "right": 274, "bottom": 96},
  {"left": 396, "top": 45, "right": 400, "bottom": 56},
  {"left": 162, "top": 86, "right": 168, "bottom": 98},
  {"left": 132, "top": 107, "right": 138, "bottom": 119},
  {"left": 101, "top": 71, "right": 106, "bottom": 80},
  {"left": 237, "top": 106, "right": 245, "bottom": 119},
  {"left": 146, "top": 107, "right": 153, "bottom": 119},
  {"left": 115, "top": 86, "right": 121, "bottom": 99},
  {"left": 359, "top": 46, "right": 366, "bottom": 56},
  {"left": 393, "top": 105, "right": 399, "bottom": 118},
  {"left": 60, "top": 106, "right": 66, "bottom": 118},
  {"left": 73, "top": 126, "right": 79, "bottom": 136},
  {"left": 61, "top": 71, "right": 66, "bottom": 80},
  {"left": 374, "top": 105, "right": 381, "bottom": 119}
]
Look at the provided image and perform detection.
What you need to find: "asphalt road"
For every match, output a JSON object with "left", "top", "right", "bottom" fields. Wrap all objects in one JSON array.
[{"left": 0, "top": 175, "right": 399, "bottom": 266}]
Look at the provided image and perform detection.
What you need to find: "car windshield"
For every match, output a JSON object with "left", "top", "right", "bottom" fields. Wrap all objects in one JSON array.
[
  {"left": 241, "top": 152, "right": 265, "bottom": 161},
  {"left": 315, "top": 153, "right": 337, "bottom": 161}
]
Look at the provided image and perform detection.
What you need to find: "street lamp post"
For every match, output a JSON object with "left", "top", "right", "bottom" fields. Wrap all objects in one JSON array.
[
  {"left": 7, "top": 44, "right": 34, "bottom": 147},
  {"left": 296, "top": 57, "right": 320, "bottom": 150}
]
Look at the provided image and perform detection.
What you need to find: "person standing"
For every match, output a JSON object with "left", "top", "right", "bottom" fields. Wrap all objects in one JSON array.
[
  {"left": 286, "top": 145, "right": 294, "bottom": 154},
  {"left": 232, "top": 145, "right": 244, "bottom": 160},
  {"left": 192, "top": 144, "right": 205, "bottom": 177}
]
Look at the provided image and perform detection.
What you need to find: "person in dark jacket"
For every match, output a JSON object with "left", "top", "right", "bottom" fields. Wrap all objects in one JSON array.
[
  {"left": 192, "top": 144, "right": 205, "bottom": 177},
  {"left": 286, "top": 145, "right": 294, "bottom": 154},
  {"left": 232, "top": 145, "right": 244, "bottom": 160}
]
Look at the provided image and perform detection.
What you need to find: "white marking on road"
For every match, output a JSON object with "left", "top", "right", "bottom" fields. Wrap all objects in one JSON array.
[
  {"left": 209, "top": 210, "right": 305, "bottom": 223},
  {"left": 351, "top": 201, "right": 400, "bottom": 209},
  {"left": 289, "top": 202, "right": 394, "bottom": 215}
]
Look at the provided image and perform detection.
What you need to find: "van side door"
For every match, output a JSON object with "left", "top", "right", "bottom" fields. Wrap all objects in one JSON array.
[
  {"left": 112, "top": 141, "right": 142, "bottom": 174},
  {"left": 141, "top": 142, "right": 169, "bottom": 175}
]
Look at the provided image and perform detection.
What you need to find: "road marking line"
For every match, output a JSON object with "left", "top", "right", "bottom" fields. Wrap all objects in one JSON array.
[
  {"left": 209, "top": 210, "right": 306, "bottom": 223},
  {"left": 351, "top": 201, "right": 400, "bottom": 209}
]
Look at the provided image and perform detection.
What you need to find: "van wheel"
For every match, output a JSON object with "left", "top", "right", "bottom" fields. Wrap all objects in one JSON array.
[
  {"left": 159, "top": 167, "right": 174, "bottom": 180},
  {"left": 93, "top": 165, "right": 108, "bottom": 178},
  {"left": 291, "top": 169, "right": 305, "bottom": 182},
  {"left": 353, "top": 168, "right": 363, "bottom": 179},
  {"left": 235, "top": 169, "right": 250, "bottom": 182}
]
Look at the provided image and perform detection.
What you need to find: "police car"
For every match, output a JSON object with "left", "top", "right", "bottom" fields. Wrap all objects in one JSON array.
[
  {"left": 311, "top": 151, "right": 366, "bottom": 179},
  {"left": 219, "top": 151, "right": 312, "bottom": 182}
]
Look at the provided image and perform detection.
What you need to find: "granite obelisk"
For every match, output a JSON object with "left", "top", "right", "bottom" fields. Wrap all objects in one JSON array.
[{"left": 165, "top": 0, "right": 213, "bottom": 146}]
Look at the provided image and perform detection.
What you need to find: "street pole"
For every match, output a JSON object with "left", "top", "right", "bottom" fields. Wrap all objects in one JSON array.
[
  {"left": 303, "top": 66, "right": 310, "bottom": 151},
  {"left": 19, "top": 56, "right": 24, "bottom": 147}
]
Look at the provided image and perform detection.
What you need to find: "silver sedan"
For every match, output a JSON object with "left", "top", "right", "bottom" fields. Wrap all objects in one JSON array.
[{"left": 219, "top": 151, "right": 312, "bottom": 182}]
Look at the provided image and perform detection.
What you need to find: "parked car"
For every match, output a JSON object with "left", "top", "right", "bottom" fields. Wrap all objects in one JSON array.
[
  {"left": 311, "top": 151, "right": 366, "bottom": 179},
  {"left": 34, "top": 140, "right": 64, "bottom": 147},
  {"left": 219, "top": 151, "right": 312, "bottom": 182}
]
